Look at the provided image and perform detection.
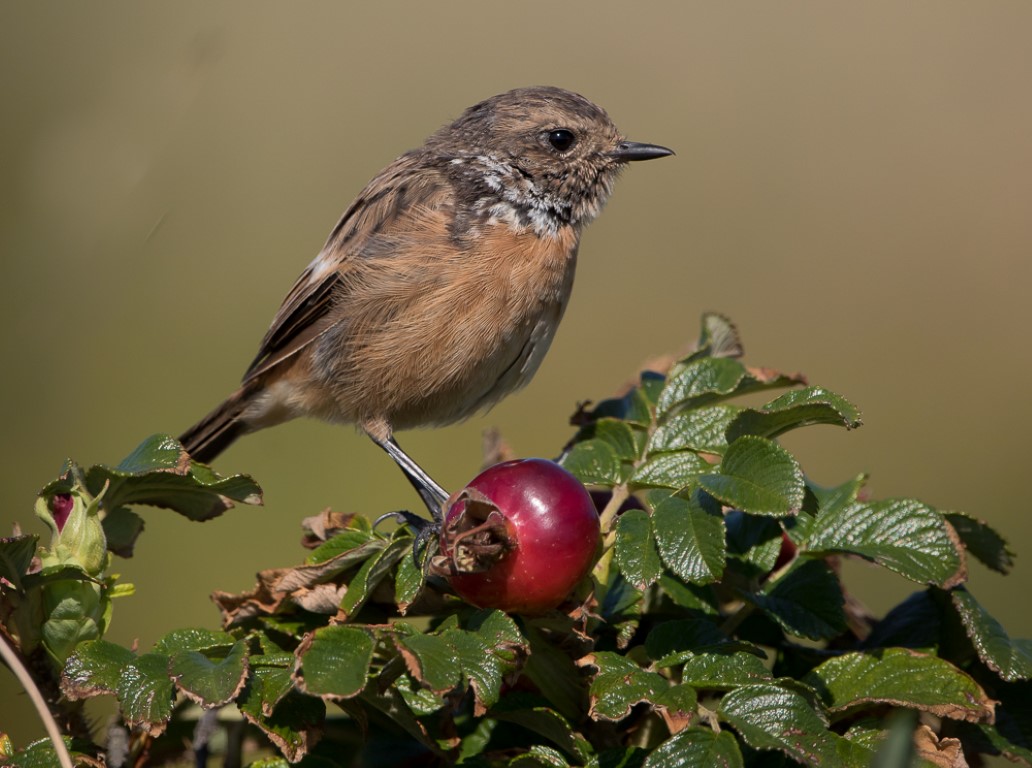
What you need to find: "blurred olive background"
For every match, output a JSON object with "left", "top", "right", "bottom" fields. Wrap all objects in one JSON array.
[{"left": 3, "top": 1, "right": 1031, "bottom": 746}]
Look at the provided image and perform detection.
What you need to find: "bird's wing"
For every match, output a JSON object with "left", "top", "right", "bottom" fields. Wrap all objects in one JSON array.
[{"left": 242, "top": 152, "right": 444, "bottom": 383}]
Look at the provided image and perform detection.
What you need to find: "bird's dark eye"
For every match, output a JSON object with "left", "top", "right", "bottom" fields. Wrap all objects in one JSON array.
[{"left": 547, "top": 129, "right": 577, "bottom": 152}]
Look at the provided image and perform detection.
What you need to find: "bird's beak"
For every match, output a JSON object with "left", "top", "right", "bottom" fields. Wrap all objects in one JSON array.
[{"left": 608, "top": 141, "right": 675, "bottom": 162}]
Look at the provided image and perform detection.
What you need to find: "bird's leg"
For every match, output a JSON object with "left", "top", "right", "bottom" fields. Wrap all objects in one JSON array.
[{"left": 371, "top": 435, "right": 449, "bottom": 522}]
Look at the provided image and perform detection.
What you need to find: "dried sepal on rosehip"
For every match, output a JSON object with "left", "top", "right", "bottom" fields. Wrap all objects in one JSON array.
[{"left": 432, "top": 459, "right": 600, "bottom": 615}]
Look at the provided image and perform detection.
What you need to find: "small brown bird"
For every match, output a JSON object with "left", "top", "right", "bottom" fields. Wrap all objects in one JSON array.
[{"left": 180, "top": 86, "right": 672, "bottom": 515}]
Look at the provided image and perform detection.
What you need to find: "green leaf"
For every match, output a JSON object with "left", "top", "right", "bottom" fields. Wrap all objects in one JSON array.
[
  {"left": 644, "top": 728, "right": 744, "bottom": 768},
  {"left": 62, "top": 639, "right": 135, "bottom": 699},
  {"left": 951, "top": 587, "right": 1032, "bottom": 682},
  {"left": 560, "top": 439, "right": 623, "bottom": 486},
  {"left": 726, "top": 386, "right": 862, "bottom": 442},
  {"left": 397, "top": 631, "right": 460, "bottom": 694},
  {"left": 152, "top": 627, "right": 236, "bottom": 655},
  {"left": 945, "top": 512, "right": 1014, "bottom": 574},
  {"left": 170, "top": 639, "right": 249, "bottom": 707},
  {"left": 806, "top": 648, "right": 995, "bottom": 724},
  {"left": 652, "top": 491, "right": 726, "bottom": 584},
  {"left": 806, "top": 498, "right": 965, "bottom": 588},
  {"left": 116, "top": 652, "right": 176, "bottom": 735},
  {"left": 680, "top": 651, "right": 773, "bottom": 689},
  {"left": 340, "top": 536, "right": 409, "bottom": 617},
  {"left": 587, "top": 651, "right": 668, "bottom": 721},
  {"left": 630, "top": 451, "right": 709, "bottom": 490},
  {"left": 394, "top": 543, "right": 424, "bottom": 613},
  {"left": 657, "top": 357, "right": 748, "bottom": 414},
  {"left": 295, "top": 625, "right": 375, "bottom": 699},
  {"left": 305, "top": 528, "right": 380, "bottom": 565},
  {"left": 648, "top": 405, "right": 742, "bottom": 456},
  {"left": 0, "top": 535, "right": 38, "bottom": 591},
  {"left": 614, "top": 509, "right": 663, "bottom": 589},
  {"left": 750, "top": 559, "right": 846, "bottom": 641},
  {"left": 238, "top": 667, "right": 325, "bottom": 764},
  {"left": 576, "top": 418, "right": 643, "bottom": 462},
  {"left": 85, "top": 434, "right": 262, "bottom": 521},
  {"left": 3, "top": 737, "right": 97, "bottom": 768},
  {"left": 698, "top": 436, "right": 804, "bottom": 517},
  {"left": 718, "top": 683, "right": 846, "bottom": 766},
  {"left": 441, "top": 627, "right": 511, "bottom": 714}
]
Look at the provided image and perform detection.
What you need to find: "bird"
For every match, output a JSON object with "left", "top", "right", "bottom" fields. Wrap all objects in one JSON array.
[{"left": 179, "top": 86, "right": 673, "bottom": 519}]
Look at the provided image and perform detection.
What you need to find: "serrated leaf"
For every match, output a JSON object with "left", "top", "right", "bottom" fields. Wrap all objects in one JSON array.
[
  {"left": 170, "top": 639, "right": 249, "bottom": 707},
  {"left": 62, "top": 639, "right": 135, "bottom": 699},
  {"left": 394, "top": 543, "right": 424, "bottom": 613},
  {"left": 648, "top": 405, "right": 742, "bottom": 457},
  {"left": 0, "top": 535, "right": 38, "bottom": 591},
  {"left": 441, "top": 627, "right": 511, "bottom": 714},
  {"left": 652, "top": 491, "right": 726, "bottom": 584},
  {"left": 719, "top": 683, "right": 845, "bottom": 766},
  {"left": 294, "top": 625, "right": 374, "bottom": 699},
  {"left": 644, "top": 727, "right": 744, "bottom": 768},
  {"left": 806, "top": 498, "right": 965, "bottom": 588},
  {"left": 806, "top": 474, "right": 866, "bottom": 516},
  {"left": 680, "top": 651, "right": 773, "bottom": 689},
  {"left": 630, "top": 450, "right": 709, "bottom": 490},
  {"left": 750, "top": 559, "right": 846, "bottom": 641},
  {"left": 116, "top": 652, "right": 176, "bottom": 735},
  {"left": 576, "top": 418, "right": 643, "bottom": 461},
  {"left": 238, "top": 665, "right": 324, "bottom": 763},
  {"left": 84, "top": 434, "right": 262, "bottom": 521},
  {"left": 698, "top": 436, "right": 804, "bottom": 517},
  {"left": 726, "top": 386, "right": 862, "bottom": 442},
  {"left": 560, "top": 439, "right": 623, "bottom": 486},
  {"left": 305, "top": 528, "right": 380, "bottom": 565},
  {"left": 340, "top": 536, "right": 409, "bottom": 617},
  {"left": 945, "top": 512, "right": 1014, "bottom": 574},
  {"left": 397, "top": 631, "right": 460, "bottom": 694},
  {"left": 614, "top": 509, "right": 663, "bottom": 589},
  {"left": 153, "top": 627, "right": 236, "bottom": 655},
  {"left": 952, "top": 587, "right": 1032, "bottom": 682},
  {"left": 587, "top": 651, "right": 668, "bottom": 721},
  {"left": 804, "top": 647, "right": 994, "bottom": 723},
  {"left": 657, "top": 357, "right": 748, "bottom": 413},
  {"left": 4, "top": 737, "right": 97, "bottom": 768}
]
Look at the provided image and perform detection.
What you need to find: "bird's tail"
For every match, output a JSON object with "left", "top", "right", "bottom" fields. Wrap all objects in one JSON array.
[{"left": 179, "top": 387, "right": 254, "bottom": 464}]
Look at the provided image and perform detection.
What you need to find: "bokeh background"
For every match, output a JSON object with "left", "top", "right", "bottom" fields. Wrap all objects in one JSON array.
[{"left": 2, "top": 1, "right": 1031, "bottom": 747}]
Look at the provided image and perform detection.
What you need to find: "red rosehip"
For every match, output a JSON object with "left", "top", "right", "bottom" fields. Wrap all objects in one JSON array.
[{"left": 441, "top": 459, "right": 600, "bottom": 614}]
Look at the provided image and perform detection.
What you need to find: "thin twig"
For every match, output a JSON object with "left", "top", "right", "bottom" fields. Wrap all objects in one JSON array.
[{"left": 0, "top": 633, "right": 75, "bottom": 768}]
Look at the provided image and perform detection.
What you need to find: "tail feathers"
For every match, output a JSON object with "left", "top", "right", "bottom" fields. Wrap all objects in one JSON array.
[{"left": 179, "top": 388, "right": 254, "bottom": 464}]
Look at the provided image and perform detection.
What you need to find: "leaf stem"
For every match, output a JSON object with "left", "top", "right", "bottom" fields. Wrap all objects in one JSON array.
[{"left": 0, "top": 634, "right": 74, "bottom": 768}]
